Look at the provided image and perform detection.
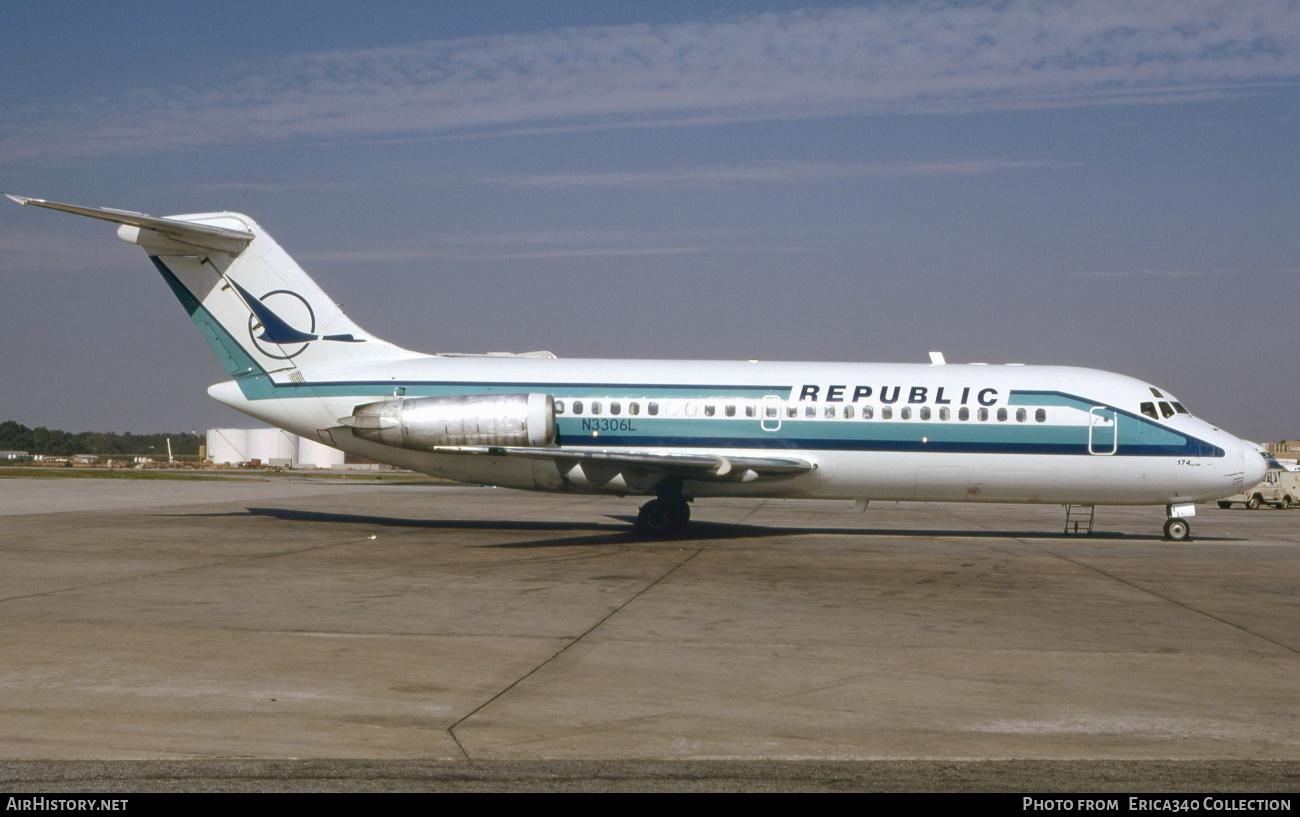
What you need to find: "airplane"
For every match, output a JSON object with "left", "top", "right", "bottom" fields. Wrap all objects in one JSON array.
[{"left": 6, "top": 193, "right": 1267, "bottom": 541}]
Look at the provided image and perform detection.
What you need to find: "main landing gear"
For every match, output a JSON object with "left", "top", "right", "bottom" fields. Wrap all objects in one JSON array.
[{"left": 636, "top": 479, "right": 691, "bottom": 535}]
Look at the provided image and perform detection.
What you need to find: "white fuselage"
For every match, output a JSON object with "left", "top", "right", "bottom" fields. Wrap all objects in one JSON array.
[{"left": 208, "top": 355, "right": 1262, "bottom": 507}]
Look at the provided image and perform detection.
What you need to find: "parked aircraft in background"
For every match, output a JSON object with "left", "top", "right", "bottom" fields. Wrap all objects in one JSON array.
[{"left": 6, "top": 194, "right": 1266, "bottom": 540}]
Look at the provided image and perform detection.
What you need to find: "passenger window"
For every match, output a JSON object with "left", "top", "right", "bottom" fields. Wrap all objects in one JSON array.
[
  {"left": 806, "top": 405, "right": 816, "bottom": 418},
  {"left": 939, "top": 407, "right": 949, "bottom": 421},
  {"left": 591, "top": 401, "right": 602, "bottom": 415},
  {"left": 881, "top": 406, "right": 893, "bottom": 420},
  {"left": 686, "top": 403, "right": 698, "bottom": 416},
  {"left": 610, "top": 402, "right": 621, "bottom": 416},
  {"left": 573, "top": 401, "right": 584, "bottom": 415},
  {"left": 1035, "top": 408, "right": 1046, "bottom": 423},
  {"left": 629, "top": 402, "right": 640, "bottom": 416},
  {"left": 725, "top": 404, "right": 736, "bottom": 417},
  {"left": 1016, "top": 408, "right": 1027, "bottom": 422},
  {"left": 919, "top": 406, "right": 931, "bottom": 421},
  {"left": 978, "top": 408, "right": 988, "bottom": 421},
  {"left": 746, "top": 404, "right": 756, "bottom": 418},
  {"left": 787, "top": 406, "right": 797, "bottom": 418},
  {"left": 844, "top": 405, "right": 855, "bottom": 419},
  {"left": 555, "top": 400, "right": 566, "bottom": 414},
  {"left": 1141, "top": 402, "right": 1157, "bottom": 419},
  {"left": 958, "top": 407, "right": 969, "bottom": 421},
  {"left": 862, "top": 406, "right": 873, "bottom": 419},
  {"left": 901, "top": 407, "right": 911, "bottom": 420},
  {"left": 648, "top": 402, "right": 659, "bottom": 416},
  {"left": 1159, "top": 402, "right": 1174, "bottom": 419},
  {"left": 825, "top": 405, "right": 836, "bottom": 418},
  {"left": 997, "top": 408, "right": 1008, "bottom": 422},
  {"left": 704, "top": 404, "right": 715, "bottom": 417},
  {"left": 766, "top": 404, "right": 777, "bottom": 418}
]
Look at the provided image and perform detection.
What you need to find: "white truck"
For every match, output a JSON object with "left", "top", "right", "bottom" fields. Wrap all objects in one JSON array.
[{"left": 1218, "top": 466, "right": 1300, "bottom": 509}]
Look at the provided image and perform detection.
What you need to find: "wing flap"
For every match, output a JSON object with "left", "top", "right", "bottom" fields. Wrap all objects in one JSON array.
[{"left": 432, "top": 445, "right": 813, "bottom": 482}]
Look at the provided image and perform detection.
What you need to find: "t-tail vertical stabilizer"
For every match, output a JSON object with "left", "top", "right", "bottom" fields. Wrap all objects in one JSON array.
[{"left": 4, "top": 194, "right": 420, "bottom": 387}]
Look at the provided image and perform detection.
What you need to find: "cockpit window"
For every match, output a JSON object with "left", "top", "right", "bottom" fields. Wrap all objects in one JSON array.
[
  {"left": 1171, "top": 402, "right": 1189, "bottom": 415},
  {"left": 1140, "top": 402, "right": 1157, "bottom": 419},
  {"left": 1159, "top": 401, "right": 1174, "bottom": 419},
  {"left": 1149, "top": 387, "right": 1164, "bottom": 398}
]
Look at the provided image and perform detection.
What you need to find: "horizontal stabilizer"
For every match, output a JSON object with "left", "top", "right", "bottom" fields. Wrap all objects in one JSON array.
[
  {"left": 5, "top": 193, "right": 254, "bottom": 254},
  {"left": 432, "top": 444, "right": 813, "bottom": 482}
]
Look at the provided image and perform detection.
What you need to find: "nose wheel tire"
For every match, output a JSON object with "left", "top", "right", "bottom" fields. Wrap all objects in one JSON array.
[{"left": 1163, "top": 518, "right": 1191, "bottom": 542}]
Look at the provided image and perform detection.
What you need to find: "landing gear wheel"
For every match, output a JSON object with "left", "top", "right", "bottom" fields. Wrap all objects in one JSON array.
[
  {"left": 1217, "top": 500, "right": 1232, "bottom": 510},
  {"left": 636, "top": 498, "right": 689, "bottom": 535},
  {"left": 1163, "top": 518, "right": 1191, "bottom": 542}
]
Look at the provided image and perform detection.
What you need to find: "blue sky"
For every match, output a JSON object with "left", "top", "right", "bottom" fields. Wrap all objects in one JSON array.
[{"left": 1, "top": 1, "right": 1296, "bottom": 442}]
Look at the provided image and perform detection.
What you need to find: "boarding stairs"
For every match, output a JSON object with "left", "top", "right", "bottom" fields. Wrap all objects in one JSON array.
[{"left": 1063, "top": 505, "right": 1095, "bottom": 536}]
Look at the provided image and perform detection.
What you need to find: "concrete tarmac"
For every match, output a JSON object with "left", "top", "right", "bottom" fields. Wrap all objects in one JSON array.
[{"left": 0, "top": 477, "right": 1296, "bottom": 791}]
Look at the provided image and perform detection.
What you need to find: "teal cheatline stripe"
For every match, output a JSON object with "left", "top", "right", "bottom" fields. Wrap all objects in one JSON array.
[
  {"left": 1008, "top": 391, "right": 1097, "bottom": 410},
  {"left": 552, "top": 415, "right": 1222, "bottom": 457},
  {"left": 149, "top": 257, "right": 276, "bottom": 399},
  {"left": 1007, "top": 389, "right": 1204, "bottom": 452},
  {"left": 297, "top": 382, "right": 791, "bottom": 400},
  {"left": 244, "top": 380, "right": 795, "bottom": 402}
]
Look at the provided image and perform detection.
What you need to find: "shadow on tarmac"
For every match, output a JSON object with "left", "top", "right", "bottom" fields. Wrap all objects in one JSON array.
[{"left": 164, "top": 506, "right": 1241, "bottom": 548}]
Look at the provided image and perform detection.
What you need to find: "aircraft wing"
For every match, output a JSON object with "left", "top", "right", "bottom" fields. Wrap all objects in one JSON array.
[
  {"left": 432, "top": 445, "right": 813, "bottom": 482},
  {"left": 4, "top": 193, "right": 254, "bottom": 254}
]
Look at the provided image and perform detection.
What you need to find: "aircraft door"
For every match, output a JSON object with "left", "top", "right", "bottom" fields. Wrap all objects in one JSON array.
[
  {"left": 761, "top": 394, "right": 782, "bottom": 432},
  {"left": 1088, "top": 407, "right": 1117, "bottom": 455}
]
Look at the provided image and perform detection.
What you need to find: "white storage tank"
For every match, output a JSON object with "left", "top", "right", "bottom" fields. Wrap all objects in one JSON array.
[
  {"left": 299, "top": 436, "right": 346, "bottom": 468},
  {"left": 248, "top": 428, "right": 299, "bottom": 464},
  {"left": 207, "top": 428, "right": 251, "bottom": 465}
]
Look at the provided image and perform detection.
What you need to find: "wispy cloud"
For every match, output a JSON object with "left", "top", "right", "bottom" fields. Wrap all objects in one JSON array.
[
  {"left": 0, "top": 230, "right": 134, "bottom": 273},
  {"left": 487, "top": 159, "right": 1067, "bottom": 189},
  {"left": 1076, "top": 267, "right": 1297, "bottom": 279},
  {"left": 4, "top": 1, "right": 1300, "bottom": 162},
  {"left": 190, "top": 181, "right": 368, "bottom": 194},
  {"left": 299, "top": 224, "right": 841, "bottom": 265}
]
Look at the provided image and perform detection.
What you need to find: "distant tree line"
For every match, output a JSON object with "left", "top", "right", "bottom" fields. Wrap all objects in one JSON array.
[{"left": 0, "top": 420, "right": 202, "bottom": 457}]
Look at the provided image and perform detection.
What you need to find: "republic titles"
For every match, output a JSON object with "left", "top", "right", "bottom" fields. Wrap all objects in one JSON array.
[{"left": 796, "top": 384, "right": 999, "bottom": 406}]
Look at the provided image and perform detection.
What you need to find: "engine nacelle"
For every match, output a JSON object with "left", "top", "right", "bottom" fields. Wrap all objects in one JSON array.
[{"left": 341, "top": 393, "right": 555, "bottom": 450}]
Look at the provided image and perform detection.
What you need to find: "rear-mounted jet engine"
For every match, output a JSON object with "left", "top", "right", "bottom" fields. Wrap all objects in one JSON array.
[{"left": 341, "top": 393, "right": 555, "bottom": 450}]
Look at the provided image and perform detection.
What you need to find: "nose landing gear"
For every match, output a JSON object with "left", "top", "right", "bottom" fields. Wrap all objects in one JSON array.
[{"left": 1163, "top": 504, "right": 1195, "bottom": 541}]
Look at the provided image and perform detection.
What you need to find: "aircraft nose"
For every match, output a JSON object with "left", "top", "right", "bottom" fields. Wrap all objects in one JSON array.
[{"left": 1239, "top": 439, "right": 1268, "bottom": 491}]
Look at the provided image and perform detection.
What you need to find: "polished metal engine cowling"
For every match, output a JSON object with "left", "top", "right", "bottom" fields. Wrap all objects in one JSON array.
[{"left": 343, "top": 393, "right": 555, "bottom": 449}]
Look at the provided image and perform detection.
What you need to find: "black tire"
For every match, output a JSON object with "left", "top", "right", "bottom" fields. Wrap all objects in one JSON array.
[
  {"left": 1217, "top": 500, "right": 1232, "bottom": 510},
  {"left": 637, "top": 501, "right": 673, "bottom": 533},
  {"left": 1281, "top": 496, "right": 1294, "bottom": 510},
  {"left": 1246, "top": 494, "right": 1262, "bottom": 510},
  {"left": 636, "top": 499, "right": 689, "bottom": 535},
  {"left": 1163, "top": 518, "right": 1191, "bottom": 541}
]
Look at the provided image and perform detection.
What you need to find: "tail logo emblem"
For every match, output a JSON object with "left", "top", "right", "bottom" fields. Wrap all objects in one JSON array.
[{"left": 229, "top": 280, "right": 363, "bottom": 360}]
